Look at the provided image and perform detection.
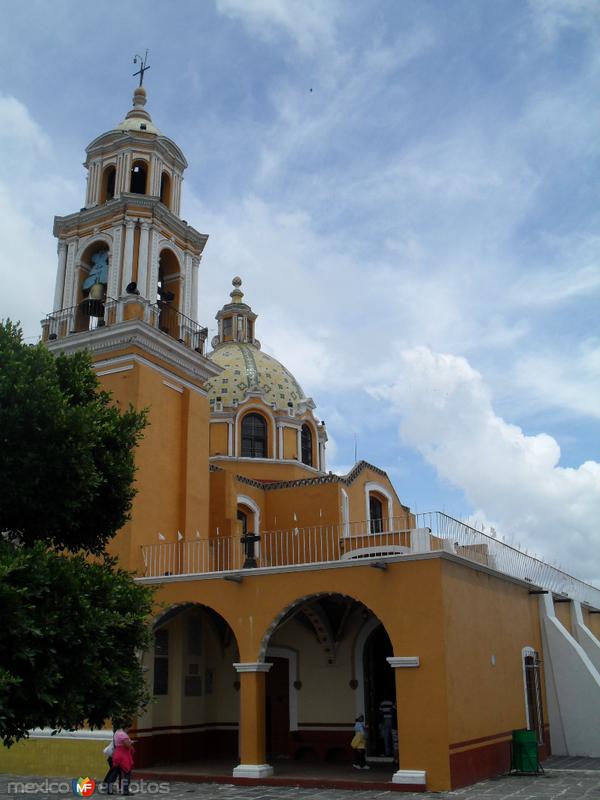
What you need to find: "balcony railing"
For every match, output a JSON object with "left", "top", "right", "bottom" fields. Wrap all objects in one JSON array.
[
  {"left": 42, "top": 298, "right": 208, "bottom": 354},
  {"left": 139, "top": 512, "right": 600, "bottom": 609}
]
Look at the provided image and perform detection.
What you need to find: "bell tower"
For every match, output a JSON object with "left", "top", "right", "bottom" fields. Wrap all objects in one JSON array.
[
  {"left": 45, "top": 84, "right": 206, "bottom": 345},
  {"left": 42, "top": 80, "right": 221, "bottom": 572}
]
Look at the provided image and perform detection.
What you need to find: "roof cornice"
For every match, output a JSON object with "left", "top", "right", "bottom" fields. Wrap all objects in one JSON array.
[{"left": 53, "top": 196, "right": 208, "bottom": 252}]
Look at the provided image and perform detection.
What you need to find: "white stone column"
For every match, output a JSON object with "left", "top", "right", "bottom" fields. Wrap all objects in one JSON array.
[
  {"left": 53, "top": 241, "right": 68, "bottom": 311},
  {"left": 228, "top": 420, "right": 233, "bottom": 456},
  {"left": 183, "top": 252, "right": 193, "bottom": 318},
  {"left": 121, "top": 220, "right": 136, "bottom": 295},
  {"left": 62, "top": 238, "right": 78, "bottom": 312},
  {"left": 107, "top": 225, "right": 122, "bottom": 300},
  {"left": 191, "top": 256, "right": 200, "bottom": 321},
  {"left": 278, "top": 424, "right": 284, "bottom": 459},
  {"left": 148, "top": 229, "right": 160, "bottom": 306},
  {"left": 296, "top": 428, "right": 302, "bottom": 461},
  {"left": 137, "top": 221, "right": 151, "bottom": 299}
]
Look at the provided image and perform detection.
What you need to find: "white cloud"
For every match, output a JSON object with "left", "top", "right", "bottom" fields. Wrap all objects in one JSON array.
[
  {"left": 371, "top": 345, "right": 600, "bottom": 584},
  {"left": 216, "top": 0, "right": 341, "bottom": 55}
]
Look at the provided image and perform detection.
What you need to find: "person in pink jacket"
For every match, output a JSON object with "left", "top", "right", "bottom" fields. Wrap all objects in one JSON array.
[{"left": 106, "top": 728, "right": 134, "bottom": 795}]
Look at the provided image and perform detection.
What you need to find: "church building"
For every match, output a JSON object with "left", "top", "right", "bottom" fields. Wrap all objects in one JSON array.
[{"left": 4, "top": 83, "right": 600, "bottom": 792}]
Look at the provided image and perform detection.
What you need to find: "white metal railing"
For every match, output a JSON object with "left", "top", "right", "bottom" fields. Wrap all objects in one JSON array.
[
  {"left": 139, "top": 512, "right": 600, "bottom": 608},
  {"left": 417, "top": 512, "right": 600, "bottom": 608}
]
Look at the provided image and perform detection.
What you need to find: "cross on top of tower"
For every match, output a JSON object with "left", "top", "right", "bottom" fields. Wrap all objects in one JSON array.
[{"left": 133, "top": 50, "right": 151, "bottom": 87}]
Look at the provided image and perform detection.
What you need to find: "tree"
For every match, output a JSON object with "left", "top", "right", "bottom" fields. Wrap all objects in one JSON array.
[
  {"left": 0, "top": 321, "right": 154, "bottom": 746},
  {"left": 0, "top": 321, "right": 146, "bottom": 554},
  {"left": 0, "top": 543, "right": 154, "bottom": 746}
]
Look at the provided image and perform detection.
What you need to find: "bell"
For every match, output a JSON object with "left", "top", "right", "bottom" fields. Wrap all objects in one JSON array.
[{"left": 79, "top": 281, "right": 105, "bottom": 318}]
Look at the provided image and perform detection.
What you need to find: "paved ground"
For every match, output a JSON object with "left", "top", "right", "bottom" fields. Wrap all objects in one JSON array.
[{"left": 2, "top": 757, "right": 600, "bottom": 799}]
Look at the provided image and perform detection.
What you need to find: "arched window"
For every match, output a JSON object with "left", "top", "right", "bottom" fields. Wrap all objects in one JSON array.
[
  {"left": 237, "top": 509, "right": 248, "bottom": 536},
  {"left": 130, "top": 160, "right": 148, "bottom": 194},
  {"left": 160, "top": 172, "right": 172, "bottom": 208},
  {"left": 241, "top": 413, "right": 267, "bottom": 458},
  {"left": 100, "top": 165, "right": 116, "bottom": 204},
  {"left": 369, "top": 494, "right": 384, "bottom": 534},
  {"left": 301, "top": 424, "right": 313, "bottom": 466}
]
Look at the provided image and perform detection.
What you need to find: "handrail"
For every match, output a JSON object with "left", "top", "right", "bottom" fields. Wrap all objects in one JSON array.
[{"left": 139, "top": 513, "right": 600, "bottom": 609}]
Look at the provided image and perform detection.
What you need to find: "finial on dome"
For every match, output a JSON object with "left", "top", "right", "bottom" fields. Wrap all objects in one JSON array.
[{"left": 230, "top": 276, "right": 244, "bottom": 304}]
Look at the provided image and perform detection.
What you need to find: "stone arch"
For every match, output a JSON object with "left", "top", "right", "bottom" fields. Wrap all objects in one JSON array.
[{"left": 140, "top": 601, "right": 242, "bottom": 767}]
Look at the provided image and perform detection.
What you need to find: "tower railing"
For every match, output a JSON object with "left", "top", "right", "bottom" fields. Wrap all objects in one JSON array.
[
  {"left": 139, "top": 512, "right": 600, "bottom": 608},
  {"left": 42, "top": 297, "right": 208, "bottom": 354}
]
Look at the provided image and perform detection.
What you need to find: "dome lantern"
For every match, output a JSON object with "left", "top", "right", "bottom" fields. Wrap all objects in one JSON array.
[{"left": 212, "top": 277, "right": 258, "bottom": 349}]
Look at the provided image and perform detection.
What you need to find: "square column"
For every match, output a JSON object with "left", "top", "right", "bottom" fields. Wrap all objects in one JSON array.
[
  {"left": 232, "top": 662, "right": 273, "bottom": 778},
  {"left": 387, "top": 655, "right": 450, "bottom": 791}
]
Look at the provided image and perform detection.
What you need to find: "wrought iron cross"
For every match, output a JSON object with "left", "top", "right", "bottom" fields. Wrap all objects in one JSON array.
[{"left": 133, "top": 50, "right": 151, "bottom": 86}]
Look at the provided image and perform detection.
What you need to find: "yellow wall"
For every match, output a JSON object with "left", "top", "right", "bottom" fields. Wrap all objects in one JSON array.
[
  {"left": 210, "top": 422, "right": 229, "bottom": 456},
  {"left": 283, "top": 427, "right": 298, "bottom": 460},
  {"left": 441, "top": 561, "right": 544, "bottom": 749},
  {"left": 0, "top": 738, "right": 109, "bottom": 779},
  {"left": 98, "top": 357, "right": 211, "bottom": 572},
  {"left": 554, "top": 600, "right": 572, "bottom": 635}
]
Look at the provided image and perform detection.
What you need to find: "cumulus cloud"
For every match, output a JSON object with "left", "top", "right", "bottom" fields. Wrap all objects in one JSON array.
[
  {"left": 371, "top": 345, "right": 600, "bottom": 584},
  {"left": 0, "top": 95, "right": 80, "bottom": 338}
]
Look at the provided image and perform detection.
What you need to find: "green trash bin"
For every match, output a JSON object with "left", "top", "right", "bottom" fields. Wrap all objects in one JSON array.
[{"left": 511, "top": 728, "right": 539, "bottom": 772}]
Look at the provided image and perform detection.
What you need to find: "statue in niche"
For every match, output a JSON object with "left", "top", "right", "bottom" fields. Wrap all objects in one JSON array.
[{"left": 82, "top": 249, "right": 109, "bottom": 292}]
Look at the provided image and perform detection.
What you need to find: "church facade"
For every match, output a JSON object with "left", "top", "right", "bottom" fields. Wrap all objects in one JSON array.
[{"left": 4, "top": 85, "right": 600, "bottom": 792}]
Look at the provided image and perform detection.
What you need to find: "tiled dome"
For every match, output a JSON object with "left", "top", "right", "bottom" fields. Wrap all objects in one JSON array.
[{"left": 206, "top": 343, "right": 305, "bottom": 411}]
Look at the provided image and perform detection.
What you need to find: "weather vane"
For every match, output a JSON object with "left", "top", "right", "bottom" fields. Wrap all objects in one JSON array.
[{"left": 133, "top": 50, "right": 151, "bottom": 87}]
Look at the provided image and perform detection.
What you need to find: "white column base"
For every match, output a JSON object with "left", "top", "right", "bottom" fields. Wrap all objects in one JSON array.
[
  {"left": 233, "top": 764, "right": 274, "bottom": 778},
  {"left": 392, "top": 769, "right": 426, "bottom": 785}
]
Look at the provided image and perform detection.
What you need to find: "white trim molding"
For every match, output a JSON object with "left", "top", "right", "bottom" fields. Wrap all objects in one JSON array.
[
  {"left": 392, "top": 769, "right": 426, "bottom": 786},
  {"left": 232, "top": 764, "right": 274, "bottom": 778},
  {"left": 233, "top": 662, "right": 273, "bottom": 673},
  {"left": 387, "top": 656, "right": 420, "bottom": 668}
]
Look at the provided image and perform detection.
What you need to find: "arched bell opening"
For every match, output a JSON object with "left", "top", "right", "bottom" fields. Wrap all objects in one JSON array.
[
  {"left": 157, "top": 248, "right": 182, "bottom": 338},
  {"left": 74, "top": 241, "right": 110, "bottom": 332},
  {"left": 259, "top": 593, "right": 396, "bottom": 766},
  {"left": 136, "top": 602, "right": 240, "bottom": 769},
  {"left": 99, "top": 165, "right": 116, "bottom": 204},
  {"left": 160, "top": 171, "right": 172, "bottom": 209},
  {"left": 130, "top": 159, "right": 148, "bottom": 195}
]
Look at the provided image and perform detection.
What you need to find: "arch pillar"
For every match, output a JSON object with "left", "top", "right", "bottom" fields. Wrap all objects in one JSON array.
[
  {"left": 232, "top": 662, "right": 273, "bottom": 778},
  {"left": 387, "top": 655, "right": 449, "bottom": 790}
]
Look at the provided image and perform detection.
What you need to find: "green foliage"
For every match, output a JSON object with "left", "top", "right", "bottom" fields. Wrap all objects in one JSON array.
[
  {"left": 0, "top": 321, "right": 147, "bottom": 554},
  {"left": 0, "top": 541, "right": 154, "bottom": 747},
  {"left": 0, "top": 321, "right": 155, "bottom": 746}
]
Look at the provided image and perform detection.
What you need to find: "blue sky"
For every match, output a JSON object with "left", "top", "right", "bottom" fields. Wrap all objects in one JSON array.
[{"left": 1, "top": 0, "right": 600, "bottom": 581}]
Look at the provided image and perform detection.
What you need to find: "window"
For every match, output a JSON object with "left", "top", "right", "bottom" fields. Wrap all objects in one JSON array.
[
  {"left": 301, "top": 424, "right": 313, "bottom": 466},
  {"left": 100, "top": 166, "right": 116, "bottom": 203},
  {"left": 160, "top": 172, "right": 171, "bottom": 208},
  {"left": 153, "top": 628, "right": 169, "bottom": 695},
  {"left": 130, "top": 161, "right": 147, "bottom": 194},
  {"left": 369, "top": 494, "right": 384, "bottom": 534},
  {"left": 241, "top": 413, "right": 267, "bottom": 458},
  {"left": 524, "top": 651, "right": 544, "bottom": 744},
  {"left": 223, "top": 318, "right": 233, "bottom": 339}
]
